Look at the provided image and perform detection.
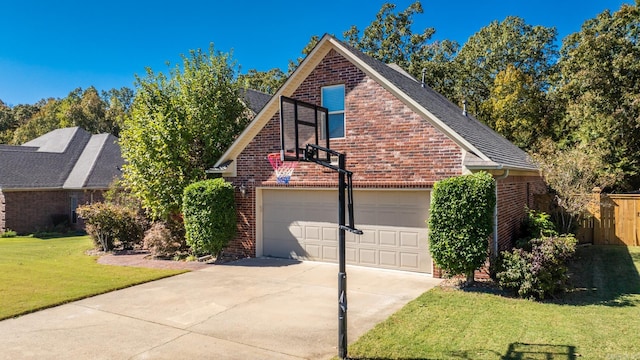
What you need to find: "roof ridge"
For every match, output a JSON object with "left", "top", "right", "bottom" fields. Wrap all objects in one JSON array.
[{"left": 63, "top": 133, "right": 109, "bottom": 189}]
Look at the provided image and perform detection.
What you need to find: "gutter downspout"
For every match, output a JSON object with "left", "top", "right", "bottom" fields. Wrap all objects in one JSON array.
[{"left": 493, "top": 169, "right": 510, "bottom": 258}]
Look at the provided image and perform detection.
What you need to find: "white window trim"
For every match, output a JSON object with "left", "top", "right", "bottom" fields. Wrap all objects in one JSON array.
[{"left": 321, "top": 84, "right": 346, "bottom": 139}]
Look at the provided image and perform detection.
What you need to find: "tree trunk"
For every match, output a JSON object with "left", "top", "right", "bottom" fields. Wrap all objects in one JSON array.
[{"left": 465, "top": 271, "right": 475, "bottom": 286}]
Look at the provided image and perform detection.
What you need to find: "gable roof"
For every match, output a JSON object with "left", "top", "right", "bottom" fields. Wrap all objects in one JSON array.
[
  {"left": 0, "top": 127, "right": 123, "bottom": 191},
  {"left": 240, "top": 88, "right": 272, "bottom": 114},
  {"left": 214, "top": 34, "right": 537, "bottom": 173}
]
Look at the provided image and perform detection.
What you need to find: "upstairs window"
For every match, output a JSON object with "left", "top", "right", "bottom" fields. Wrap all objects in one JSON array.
[{"left": 322, "top": 85, "right": 345, "bottom": 138}]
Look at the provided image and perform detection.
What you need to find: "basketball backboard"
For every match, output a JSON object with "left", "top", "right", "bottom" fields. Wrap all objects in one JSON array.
[{"left": 279, "top": 96, "right": 330, "bottom": 162}]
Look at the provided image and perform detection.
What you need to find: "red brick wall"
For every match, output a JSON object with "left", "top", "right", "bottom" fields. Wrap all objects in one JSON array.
[
  {"left": 0, "top": 191, "right": 5, "bottom": 232},
  {"left": 224, "top": 49, "right": 464, "bottom": 257},
  {"left": 495, "top": 175, "right": 547, "bottom": 255},
  {"left": 1, "top": 190, "right": 104, "bottom": 234}
]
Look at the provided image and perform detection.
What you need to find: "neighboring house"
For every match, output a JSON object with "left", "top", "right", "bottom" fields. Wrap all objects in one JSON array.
[
  {"left": 210, "top": 34, "right": 546, "bottom": 276},
  {"left": 0, "top": 127, "right": 122, "bottom": 234},
  {"left": 0, "top": 89, "right": 269, "bottom": 235}
]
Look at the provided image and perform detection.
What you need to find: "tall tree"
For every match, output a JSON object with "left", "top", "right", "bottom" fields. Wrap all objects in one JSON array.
[
  {"left": 238, "top": 68, "right": 287, "bottom": 95},
  {"left": 343, "top": 1, "right": 459, "bottom": 98},
  {"left": 11, "top": 98, "right": 60, "bottom": 144},
  {"left": 7, "top": 87, "right": 132, "bottom": 144},
  {"left": 120, "top": 45, "right": 249, "bottom": 220},
  {"left": 453, "top": 16, "right": 558, "bottom": 124},
  {"left": 102, "top": 87, "right": 134, "bottom": 137},
  {"left": 556, "top": 3, "right": 640, "bottom": 190},
  {"left": 481, "top": 64, "right": 550, "bottom": 150},
  {"left": 343, "top": 1, "right": 435, "bottom": 68}
]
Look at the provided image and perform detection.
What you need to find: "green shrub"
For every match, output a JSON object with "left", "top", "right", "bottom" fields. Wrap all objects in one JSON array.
[
  {"left": 182, "top": 178, "right": 236, "bottom": 257},
  {"left": 428, "top": 171, "right": 496, "bottom": 283},
  {"left": 0, "top": 229, "right": 17, "bottom": 238},
  {"left": 497, "top": 235, "right": 577, "bottom": 299},
  {"left": 516, "top": 208, "right": 558, "bottom": 249},
  {"left": 143, "top": 221, "right": 186, "bottom": 258},
  {"left": 77, "top": 202, "right": 147, "bottom": 251}
]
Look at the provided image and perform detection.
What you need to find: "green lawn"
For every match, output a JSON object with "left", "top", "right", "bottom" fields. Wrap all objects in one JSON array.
[
  {"left": 0, "top": 235, "right": 186, "bottom": 320},
  {"left": 348, "top": 246, "right": 640, "bottom": 359}
]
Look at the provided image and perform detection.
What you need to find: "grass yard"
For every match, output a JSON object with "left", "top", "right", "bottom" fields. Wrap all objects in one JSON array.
[
  {"left": 348, "top": 246, "right": 640, "bottom": 360},
  {"left": 0, "top": 235, "right": 186, "bottom": 320}
]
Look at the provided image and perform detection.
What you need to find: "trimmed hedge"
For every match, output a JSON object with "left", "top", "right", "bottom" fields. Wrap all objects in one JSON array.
[
  {"left": 428, "top": 171, "right": 496, "bottom": 282},
  {"left": 182, "top": 178, "right": 236, "bottom": 256}
]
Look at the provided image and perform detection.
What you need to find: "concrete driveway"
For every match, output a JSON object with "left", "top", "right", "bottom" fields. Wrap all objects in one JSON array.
[{"left": 0, "top": 258, "right": 440, "bottom": 359}]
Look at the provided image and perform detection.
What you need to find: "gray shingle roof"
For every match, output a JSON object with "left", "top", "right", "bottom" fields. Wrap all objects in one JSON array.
[
  {"left": 0, "top": 127, "right": 123, "bottom": 190},
  {"left": 334, "top": 36, "right": 537, "bottom": 171},
  {"left": 241, "top": 88, "right": 272, "bottom": 114}
]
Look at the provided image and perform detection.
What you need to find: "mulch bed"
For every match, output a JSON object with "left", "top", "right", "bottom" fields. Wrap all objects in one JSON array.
[{"left": 93, "top": 250, "right": 212, "bottom": 271}]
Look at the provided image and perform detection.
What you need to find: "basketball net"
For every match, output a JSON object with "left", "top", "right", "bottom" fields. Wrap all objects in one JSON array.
[{"left": 268, "top": 153, "right": 298, "bottom": 184}]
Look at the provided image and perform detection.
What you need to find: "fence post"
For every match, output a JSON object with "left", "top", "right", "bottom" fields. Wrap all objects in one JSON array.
[{"left": 591, "top": 187, "right": 602, "bottom": 244}]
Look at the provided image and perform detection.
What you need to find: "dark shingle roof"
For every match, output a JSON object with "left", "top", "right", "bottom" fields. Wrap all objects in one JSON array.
[
  {"left": 241, "top": 88, "right": 272, "bottom": 114},
  {"left": 0, "top": 127, "right": 123, "bottom": 190},
  {"left": 334, "top": 36, "right": 537, "bottom": 171}
]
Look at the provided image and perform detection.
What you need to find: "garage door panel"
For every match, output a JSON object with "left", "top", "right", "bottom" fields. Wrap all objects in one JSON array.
[
  {"left": 359, "top": 249, "right": 377, "bottom": 265},
  {"left": 322, "top": 227, "right": 337, "bottom": 241},
  {"left": 400, "top": 232, "right": 419, "bottom": 248},
  {"left": 322, "top": 246, "right": 337, "bottom": 260},
  {"left": 305, "top": 226, "right": 321, "bottom": 240},
  {"left": 264, "top": 237, "right": 308, "bottom": 259},
  {"left": 400, "top": 252, "right": 419, "bottom": 269},
  {"left": 359, "top": 230, "right": 377, "bottom": 245},
  {"left": 379, "top": 251, "right": 398, "bottom": 267},
  {"left": 346, "top": 248, "right": 357, "bottom": 262},
  {"left": 379, "top": 230, "right": 397, "bottom": 246},
  {"left": 262, "top": 189, "right": 431, "bottom": 273},
  {"left": 304, "top": 244, "right": 321, "bottom": 258}
]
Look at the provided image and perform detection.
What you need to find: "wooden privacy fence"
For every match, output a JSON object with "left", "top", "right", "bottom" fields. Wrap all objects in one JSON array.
[
  {"left": 534, "top": 188, "right": 640, "bottom": 246},
  {"left": 589, "top": 189, "right": 640, "bottom": 246}
]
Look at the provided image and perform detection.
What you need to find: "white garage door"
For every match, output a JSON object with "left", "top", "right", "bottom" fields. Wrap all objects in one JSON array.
[{"left": 261, "top": 189, "right": 431, "bottom": 273}]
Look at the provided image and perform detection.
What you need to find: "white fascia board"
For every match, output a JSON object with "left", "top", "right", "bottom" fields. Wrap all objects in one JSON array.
[{"left": 214, "top": 36, "right": 335, "bottom": 168}]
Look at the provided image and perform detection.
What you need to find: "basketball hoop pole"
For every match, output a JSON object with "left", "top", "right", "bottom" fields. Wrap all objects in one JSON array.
[
  {"left": 337, "top": 151, "right": 348, "bottom": 360},
  {"left": 305, "top": 144, "right": 362, "bottom": 360}
]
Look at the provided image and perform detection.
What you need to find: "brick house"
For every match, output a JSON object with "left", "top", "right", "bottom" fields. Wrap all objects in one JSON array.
[
  {"left": 212, "top": 34, "right": 546, "bottom": 275},
  {"left": 0, "top": 127, "right": 122, "bottom": 234}
]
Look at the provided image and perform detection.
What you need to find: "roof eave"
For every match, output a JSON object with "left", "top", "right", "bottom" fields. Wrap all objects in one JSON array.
[
  {"left": 326, "top": 37, "right": 494, "bottom": 163},
  {"left": 213, "top": 35, "right": 336, "bottom": 168}
]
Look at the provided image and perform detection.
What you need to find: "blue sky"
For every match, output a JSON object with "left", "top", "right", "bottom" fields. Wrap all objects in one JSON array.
[{"left": 0, "top": 0, "right": 631, "bottom": 106}]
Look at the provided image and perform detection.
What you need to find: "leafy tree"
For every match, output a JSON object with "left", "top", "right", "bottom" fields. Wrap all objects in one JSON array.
[
  {"left": 555, "top": 3, "right": 640, "bottom": 190},
  {"left": 11, "top": 98, "right": 60, "bottom": 144},
  {"left": 428, "top": 171, "right": 496, "bottom": 284},
  {"left": 343, "top": 1, "right": 435, "bottom": 69},
  {"left": 238, "top": 68, "right": 287, "bottom": 95},
  {"left": 343, "top": 1, "right": 459, "bottom": 98},
  {"left": 102, "top": 87, "right": 134, "bottom": 136},
  {"left": 0, "top": 100, "right": 13, "bottom": 143},
  {"left": 0, "top": 102, "right": 40, "bottom": 143},
  {"left": 453, "top": 16, "right": 558, "bottom": 124},
  {"left": 531, "top": 139, "right": 622, "bottom": 233},
  {"left": 8, "top": 87, "right": 132, "bottom": 144},
  {"left": 481, "top": 64, "right": 550, "bottom": 150},
  {"left": 58, "top": 87, "right": 107, "bottom": 132},
  {"left": 120, "top": 45, "right": 249, "bottom": 220}
]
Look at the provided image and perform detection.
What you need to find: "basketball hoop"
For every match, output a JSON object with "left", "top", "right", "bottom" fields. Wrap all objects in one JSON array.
[{"left": 268, "top": 153, "right": 298, "bottom": 184}]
